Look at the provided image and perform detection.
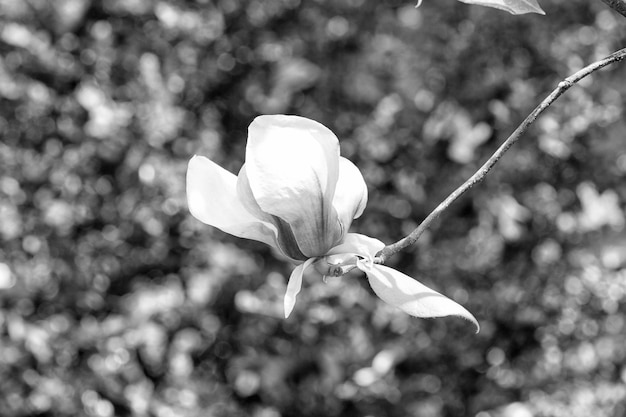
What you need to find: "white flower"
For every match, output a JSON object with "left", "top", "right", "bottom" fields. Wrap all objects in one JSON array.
[{"left": 187, "top": 115, "right": 478, "bottom": 331}]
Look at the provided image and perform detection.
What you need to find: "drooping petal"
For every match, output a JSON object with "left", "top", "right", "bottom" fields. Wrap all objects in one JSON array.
[
  {"left": 187, "top": 155, "right": 278, "bottom": 248},
  {"left": 246, "top": 115, "right": 341, "bottom": 257},
  {"left": 332, "top": 157, "right": 368, "bottom": 236},
  {"left": 457, "top": 0, "right": 545, "bottom": 15},
  {"left": 358, "top": 262, "right": 479, "bottom": 332},
  {"left": 326, "top": 233, "right": 385, "bottom": 259},
  {"left": 284, "top": 258, "right": 316, "bottom": 318}
]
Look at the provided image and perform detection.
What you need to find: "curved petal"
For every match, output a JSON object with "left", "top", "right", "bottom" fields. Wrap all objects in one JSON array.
[
  {"left": 332, "top": 157, "right": 368, "bottom": 235},
  {"left": 187, "top": 155, "right": 278, "bottom": 248},
  {"left": 236, "top": 164, "right": 275, "bottom": 224},
  {"left": 237, "top": 165, "right": 307, "bottom": 261},
  {"left": 246, "top": 115, "right": 341, "bottom": 257},
  {"left": 359, "top": 262, "right": 479, "bottom": 332},
  {"left": 284, "top": 258, "right": 316, "bottom": 318},
  {"left": 326, "top": 233, "right": 385, "bottom": 259}
]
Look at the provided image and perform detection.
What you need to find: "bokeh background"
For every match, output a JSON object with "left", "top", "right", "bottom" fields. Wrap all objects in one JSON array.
[{"left": 1, "top": 0, "right": 626, "bottom": 416}]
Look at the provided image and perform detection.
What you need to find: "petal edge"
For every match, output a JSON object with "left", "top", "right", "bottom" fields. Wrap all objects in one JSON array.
[
  {"left": 284, "top": 258, "right": 316, "bottom": 318},
  {"left": 361, "top": 263, "right": 479, "bottom": 332},
  {"left": 186, "top": 155, "right": 278, "bottom": 248},
  {"left": 332, "top": 157, "right": 368, "bottom": 235}
]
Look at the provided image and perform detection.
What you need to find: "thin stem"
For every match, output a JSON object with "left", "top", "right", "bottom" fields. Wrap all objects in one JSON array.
[
  {"left": 375, "top": 47, "right": 626, "bottom": 264},
  {"left": 599, "top": 0, "right": 626, "bottom": 18}
]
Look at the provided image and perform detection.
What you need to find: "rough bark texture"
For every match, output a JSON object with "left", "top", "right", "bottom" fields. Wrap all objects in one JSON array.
[{"left": 600, "top": 0, "right": 626, "bottom": 18}]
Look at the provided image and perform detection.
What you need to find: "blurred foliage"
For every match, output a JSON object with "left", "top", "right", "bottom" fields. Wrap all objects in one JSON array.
[{"left": 0, "top": 0, "right": 626, "bottom": 416}]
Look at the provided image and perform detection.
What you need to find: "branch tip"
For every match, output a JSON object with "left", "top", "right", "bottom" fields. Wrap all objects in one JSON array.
[{"left": 377, "top": 47, "right": 626, "bottom": 263}]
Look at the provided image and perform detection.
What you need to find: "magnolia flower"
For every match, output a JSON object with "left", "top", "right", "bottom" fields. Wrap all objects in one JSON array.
[{"left": 187, "top": 115, "right": 478, "bottom": 331}]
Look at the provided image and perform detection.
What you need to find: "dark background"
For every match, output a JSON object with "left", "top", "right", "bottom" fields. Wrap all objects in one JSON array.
[{"left": 1, "top": 0, "right": 625, "bottom": 416}]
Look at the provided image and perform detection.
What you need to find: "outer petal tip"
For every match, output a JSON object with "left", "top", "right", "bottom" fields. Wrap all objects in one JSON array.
[
  {"left": 283, "top": 258, "right": 315, "bottom": 318},
  {"left": 362, "top": 263, "right": 479, "bottom": 333},
  {"left": 284, "top": 296, "right": 296, "bottom": 318},
  {"left": 473, "top": 318, "right": 481, "bottom": 334}
]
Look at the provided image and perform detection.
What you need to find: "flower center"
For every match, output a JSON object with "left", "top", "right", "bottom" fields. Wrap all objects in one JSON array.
[{"left": 313, "top": 254, "right": 359, "bottom": 279}]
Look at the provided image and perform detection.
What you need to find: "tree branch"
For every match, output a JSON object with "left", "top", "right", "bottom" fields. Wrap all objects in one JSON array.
[
  {"left": 599, "top": 0, "right": 626, "bottom": 19},
  {"left": 375, "top": 47, "right": 626, "bottom": 264}
]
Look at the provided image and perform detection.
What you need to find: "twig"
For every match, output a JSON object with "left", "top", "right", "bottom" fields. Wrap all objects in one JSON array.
[
  {"left": 375, "top": 47, "right": 626, "bottom": 264},
  {"left": 599, "top": 0, "right": 626, "bottom": 19}
]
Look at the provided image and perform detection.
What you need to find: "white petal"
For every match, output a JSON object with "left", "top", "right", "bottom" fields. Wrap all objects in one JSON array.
[
  {"left": 360, "top": 263, "right": 479, "bottom": 332},
  {"left": 236, "top": 164, "right": 275, "bottom": 223},
  {"left": 333, "top": 157, "right": 368, "bottom": 235},
  {"left": 284, "top": 258, "right": 315, "bottom": 318},
  {"left": 326, "top": 233, "right": 385, "bottom": 259},
  {"left": 246, "top": 115, "right": 341, "bottom": 257},
  {"left": 237, "top": 164, "right": 307, "bottom": 260},
  {"left": 186, "top": 155, "right": 278, "bottom": 247}
]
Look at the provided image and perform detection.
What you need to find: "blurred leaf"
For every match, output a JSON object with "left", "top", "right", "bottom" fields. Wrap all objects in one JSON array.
[{"left": 576, "top": 182, "right": 625, "bottom": 231}]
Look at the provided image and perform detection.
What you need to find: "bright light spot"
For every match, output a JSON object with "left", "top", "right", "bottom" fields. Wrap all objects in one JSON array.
[
  {"left": 372, "top": 349, "right": 396, "bottom": 374},
  {"left": 502, "top": 402, "right": 533, "bottom": 417},
  {"left": 353, "top": 367, "right": 378, "bottom": 387},
  {"left": 487, "top": 347, "right": 506, "bottom": 366},
  {"left": 0, "top": 263, "right": 14, "bottom": 289},
  {"left": 138, "top": 163, "right": 156, "bottom": 184},
  {"left": 234, "top": 370, "right": 260, "bottom": 396},
  {"left": 326, "top": 16, "right": 349, "bottom": 38}
]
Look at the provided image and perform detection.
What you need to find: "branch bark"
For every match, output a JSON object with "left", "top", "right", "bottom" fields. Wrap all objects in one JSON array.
[
  {"left": 599, "top": 0, "right": 626, "bottom": 19},
  {"left": 375, "top": 47, "right": 626, "bottom": 264}
]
